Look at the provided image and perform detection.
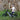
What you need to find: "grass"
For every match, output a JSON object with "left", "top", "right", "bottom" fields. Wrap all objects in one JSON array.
[{"left": 0, "top": 16, "right": 20, "bottom": 20}]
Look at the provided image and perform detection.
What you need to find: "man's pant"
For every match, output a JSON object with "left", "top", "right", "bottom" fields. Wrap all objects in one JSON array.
[{"left": 11, "top": 12, "right": 15, "bottom": 17}]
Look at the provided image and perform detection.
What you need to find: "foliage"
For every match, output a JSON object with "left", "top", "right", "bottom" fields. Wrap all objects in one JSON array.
[{"left": 0, "top": 9, "right": 20, "bottom": 16}]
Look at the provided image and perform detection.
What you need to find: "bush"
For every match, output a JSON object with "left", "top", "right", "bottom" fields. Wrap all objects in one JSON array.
[{"left": 0, "top": 9, "right": 20, "bottom": 16}]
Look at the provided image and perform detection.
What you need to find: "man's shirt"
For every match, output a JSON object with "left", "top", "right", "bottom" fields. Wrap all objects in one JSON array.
[{"left": 11, "top": 7, "right": 16, "bottom": 12}]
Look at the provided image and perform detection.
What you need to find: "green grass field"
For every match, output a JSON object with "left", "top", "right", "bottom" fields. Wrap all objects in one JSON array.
[
  {"left": 0, "top": 16, "right": 20, "bottom": 20},
  {"left": 0, "top": 10, "right": 20, "bottom": 20}
]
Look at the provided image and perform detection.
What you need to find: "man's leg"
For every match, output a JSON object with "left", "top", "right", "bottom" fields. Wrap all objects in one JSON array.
[
  {"left": 11, "top": 12, "right": 15, "bottom": 17},
  {"left": 11, "top": 12, "right": 14, "bottom": 17}
]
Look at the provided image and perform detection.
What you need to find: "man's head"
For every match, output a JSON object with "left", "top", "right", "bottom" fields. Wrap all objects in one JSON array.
[{"left": 11, "top": 4, "right": 15, "bottom": 8}]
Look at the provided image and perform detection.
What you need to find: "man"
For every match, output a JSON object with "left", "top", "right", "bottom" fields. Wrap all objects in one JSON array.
[{"left": 11, "top": 4, "right": 16, "bottom": 17}]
